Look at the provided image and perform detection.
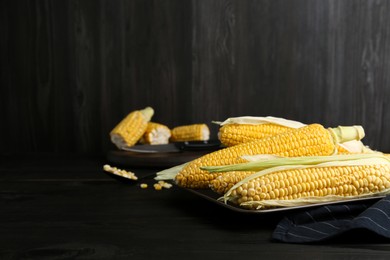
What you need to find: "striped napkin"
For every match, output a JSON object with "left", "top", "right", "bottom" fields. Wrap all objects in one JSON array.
[{"left": 272, "top": 196, "right": 390, "bottom": 243}]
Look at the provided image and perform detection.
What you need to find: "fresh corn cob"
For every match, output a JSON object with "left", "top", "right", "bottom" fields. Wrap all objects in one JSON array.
[
  {"left": 170, "top": 124, "right": 210, "bottom": 142},
  {"left": 217, "top": 116, "right": 306, "bottom": 147},
  {"left": 220, "top": 124, "right": 365, "bottom": 155},
  {"left": 210, "top": 140, "right": 378, "bottom": 194},
  {"left": 208, "top": 152, "right": 379, "bottom": 194},
  {"left": 221, "top": 155, "right": 390, "bottom": 210},
  {"left": 110, "top": 107, "right": 154, "bottom": 149},
  {"left": 174, "top": 124, "right": 365, "bottom": 189},
  {"left": 218, "top": 124, "right": 292, "bottom": 147},
  {"left": 216, "top": 116, "right": 367, "bottom": 156},
  {"left": 139, "top": 122, "right": 171, "bottom": 145}
]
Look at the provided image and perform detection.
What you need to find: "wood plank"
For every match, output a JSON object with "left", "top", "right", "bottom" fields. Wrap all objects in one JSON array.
[
  {"left": 1, "top": 0, "right": 390, "bottom": 153},
  {"left": 2, "top": 155, "right": 390, "bottom": 258}
]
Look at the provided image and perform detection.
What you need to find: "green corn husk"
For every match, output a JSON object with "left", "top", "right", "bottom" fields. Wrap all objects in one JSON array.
[
  {"left": 202, "top": 153, "right": 386, "bottom": 173},
  {"left": 154, "top": 163, "right": 188, "bottom": 181},
  {"left": 215, "top": 116, "right": 307, "bottom": 128}
]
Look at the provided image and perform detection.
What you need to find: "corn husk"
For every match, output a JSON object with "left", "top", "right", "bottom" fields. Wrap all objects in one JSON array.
[
  {"left": 202, "top": 153, "right": 387, "bottom": 173},
  {"left": 154, "top": 163, "right": 187, "bottom": 181},
  {"left": 214, "top": 116, "right": 306, "bottom": 128}
]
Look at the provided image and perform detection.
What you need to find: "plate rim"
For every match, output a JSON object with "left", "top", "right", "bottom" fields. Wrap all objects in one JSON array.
[{"left": 172, "top": 181, "right": 385, "bottom": 214}]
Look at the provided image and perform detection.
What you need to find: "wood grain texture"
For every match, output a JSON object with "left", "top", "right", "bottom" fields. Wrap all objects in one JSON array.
[
  {"left": 1, "top": 0, "right": 390, "bottom": 154},
  {"left": 2, "top": 155, "right": 390, "bottom": 258}
]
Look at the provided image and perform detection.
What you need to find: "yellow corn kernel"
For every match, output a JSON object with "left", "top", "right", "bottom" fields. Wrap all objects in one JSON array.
[
  {"left": 229, "top": 164, "right": 390, "bottom": 209},
  {"left": 210, "top": 171, "right": 255, "bottom": 194},
  {"left": 337, "top": 145, "right": 353, "bottom": 154},
  {"left": 170, "top": 124, "right": 210, "bottom": 142},
  {"left": 153, "top": 183, "right": 163, "bottom": 190},
  {"left": 110, "top": 107, "right": 154, "bottom": 149},
  {"left": 139, "top": 122, "right": 171, "bottom": 145},
  {"left": 174, "top": 124, "right": 364, "bottom": 189},
  {"left": 158, "top": 180, "right": 173, "bottom": 189},
  {"left": 218, "top": 123, "right": 292, "bottom": 147}
]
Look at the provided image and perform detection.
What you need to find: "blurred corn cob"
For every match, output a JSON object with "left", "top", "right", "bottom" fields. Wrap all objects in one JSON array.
[
  {"left": 170, "top": 124, "right": 210, "bottom": 142},
  {"left": 217, "top": 154, "right": 390, "bottom": 210},
  {"left": 139, "top": 122, "right": 171, "bottom": 145},
  {"left": 110, "top": 107, "right": 154, "bottom": 149},
  {"left": 174, "top": 124, "right": 365, "bottom": 189}
]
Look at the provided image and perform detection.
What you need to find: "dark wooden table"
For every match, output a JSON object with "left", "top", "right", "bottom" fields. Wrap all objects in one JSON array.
[{"left": 2, "top": 154, "right": 390, "bottom": 259}]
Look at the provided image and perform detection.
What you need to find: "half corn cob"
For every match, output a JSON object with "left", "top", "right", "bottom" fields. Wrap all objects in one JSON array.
[
  {"left": 139, "top": 122, "right": 171, "bottom": 145},
  {"left": 110, "top": 107, "right": 154, "bottom": 149},
  {"left": 219, "top": 154, "right": 390, "bottom": 209},
  {"left": 174, "top": 124, "right": 365, "bottom": 189},
  {"left": 170, "top": 124, "right": 210, "bottom": 142},
  {"left": 217, "top": 116, "right": 306, "bottom": 147}
]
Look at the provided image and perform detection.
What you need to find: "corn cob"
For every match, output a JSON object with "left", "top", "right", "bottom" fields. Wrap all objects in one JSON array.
[
  {"left": 217, "top": 116, "right": 306, "bottom": 147},
  {"left": 208, "top": 153, "right": 380, "bottom": 194},
  {"left": 219, "top": 124, "right": 366, "bottom": 155},
  {"left": 174, "top": 124, "right": 365, "bottom": 189},
  {"left": 170, "top": 124, "right": 210, "bottom": 142},
  {"left": 218, "top": 124, "right": 292, "bottom": 147},
  {"left": 208, "top": 141, "right": 377, "bottom": 195},
  {"left": 139, "top": 122, "right": 171, "bottom": 145},
  {"left": 221, "top": 155, "right": 390, "bottom": 210},
  {"left": 216, "top": 116, "right": 367, "bottom": 156},
  {"left": 110, "top": 107, "right": 154, "bottom": 149}
]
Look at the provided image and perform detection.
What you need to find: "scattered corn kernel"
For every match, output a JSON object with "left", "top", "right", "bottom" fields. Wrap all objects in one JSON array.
[
  {"left": 158, "top": 180, "right": 172, "bottom": 189},
  {"left": 154, "top": 183, "right": 163, "bottom": 190},
  {"left": 140, "top": 183, "right": 148, "bottom": 189},
  {"left": 151, "top": 180, "right": 172, "bottom": 190},
  {"left": 103, "top": 164, "right": 138, "bottom": 180}
]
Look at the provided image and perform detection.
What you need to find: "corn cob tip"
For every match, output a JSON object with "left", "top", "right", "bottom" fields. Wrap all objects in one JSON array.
[
  {"left": 353, "top": 125, "right": 365, "bottom": 139},
  {"left": 140, "top": 107, "right": 154, "bottom": 121},
  {"left": 329, "top": 125, "right": 365, "bottom": 144}
]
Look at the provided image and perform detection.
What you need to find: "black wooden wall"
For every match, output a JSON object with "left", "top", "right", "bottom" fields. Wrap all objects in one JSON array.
[{"left": 1, "top": 0, "right": 390, "bottom": 154}]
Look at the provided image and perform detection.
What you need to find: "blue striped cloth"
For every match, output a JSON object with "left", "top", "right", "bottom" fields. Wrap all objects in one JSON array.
[{"left": 272, "top": 196, "right": 390, "bottom": 243}]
